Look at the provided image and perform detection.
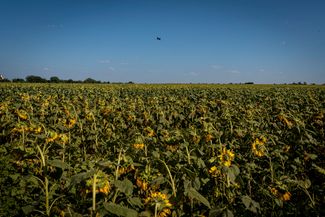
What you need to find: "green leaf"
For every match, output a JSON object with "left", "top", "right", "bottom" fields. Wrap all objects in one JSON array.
[
  {"left": 298, "top": 179, "right": 311, "bottom": 189},
  {"left": 128, "top": 197, "right": 143, "bottom": 208},
  {"left": 305, "top": 153, "right": 317, "bottom": 160},
  {"left": 97, "top": 160, "right": 114, "bottom": 168},
  {"left": 25, "top": 175, "right": 39, "bottom": 187},
  {"left": 103, "top": 202, "right": 138, "bottom": 217},
  {"left": 151, "top": 176, "right": 166, "bottom": 186},
  {"left": 209, "top": 207, "right": 225, "bottom": 217},
  {"left": 312, "top": 163, "right": 325, "bottom": 175},
  {"left": 152, "top": 150, "right": 160, "bottom": 158},
  {"left": 222, "top": 209, "right": 234, "bottom": 217},
  {"left": 196, "top": 158, "right": 206, "bottom": 169},
  {"left": 70, "top": 170, "right": 95, "bottom": 186},
  {"left": 9, "top": 174, "right": 20, "bottom": 181},
  {"left": 139, "top": 211, "right": 151, "bottom": 217},
  {"left": 275, "top": 198, "right": 283, "bottom": 207},
  {"left": 22, "top": 205, "right": 35, "bottom": 215},
  {"left": 113, "top": 179, "right": 134, "bottom": 196},
  {"left": 187, "top": 187, "right": 211, "bottom": 208},
  {"left": 48, "top": 159, "right": 68, "bottom": 169},
  {"left": 241, "top": 195, "right": 260, "bottom": 213}
]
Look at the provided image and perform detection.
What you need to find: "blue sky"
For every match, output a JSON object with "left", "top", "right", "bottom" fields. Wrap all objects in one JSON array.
[{"left": 0, "top": 0, "right": 324, "bottom": 83}]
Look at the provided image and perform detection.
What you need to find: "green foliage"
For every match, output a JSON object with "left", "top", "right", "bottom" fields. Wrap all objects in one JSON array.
[{"left": 0, "top": 83, "right": 324, "bottom": 216}]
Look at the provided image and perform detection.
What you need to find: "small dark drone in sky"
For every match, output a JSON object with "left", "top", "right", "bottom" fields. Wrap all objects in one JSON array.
[{"left": 156, "top": 37, "right": 161, "bottom": 40}]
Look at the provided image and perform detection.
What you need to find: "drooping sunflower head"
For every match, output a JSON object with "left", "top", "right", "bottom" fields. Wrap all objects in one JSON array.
[
  {"left": 158, "top": 207, "right": 171, "bottom": 217},
  {"left": 46, "top": 131, "right": 59, "bottom": 143},
  {"left": 16, "top": 109, "right": 28, "bottom": 120},
  {"left": 85, "top": 170, "right": 111, "bottom": 195},
  {"left": 144, "top": 192, "right": 172, "bottom": 208}
]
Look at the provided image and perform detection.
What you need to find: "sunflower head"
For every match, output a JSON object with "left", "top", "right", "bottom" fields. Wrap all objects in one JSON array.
[
  {"left": 252, "top": 137, "right": 267, "bottom": 157},
  {"left": 144, "top": 192, "right": 172, "bottom": 208},
  {"left": 218, "top": 147, "right": 235, "bottom": 167},
  {"left": 281, "top": 192, "right": 291, "bottom": 201},
  {"left": 133, "top": 143, "right": 145, "bottom": 150}
]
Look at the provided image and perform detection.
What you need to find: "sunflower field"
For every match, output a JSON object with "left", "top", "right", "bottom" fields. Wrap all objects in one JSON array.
[{"left": 0, "top": 83, "right": 324, "bottom": 216}]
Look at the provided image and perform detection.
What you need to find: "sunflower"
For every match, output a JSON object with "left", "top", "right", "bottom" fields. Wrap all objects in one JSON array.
[
  {"left": 65, "top": 118, "right": 76, "bottom": 128},
  {"left": 144, "top": 192, "right": 172, "bottom": 208},
  {"left": 16, "top": 109, "right": 28, "bottom": 120},
  {"left": 133, "top": 143, "right": 145, "bottom": 150},
  {"left": 270, "top": 187, "right": 279, "bottom": 196},
  {"left": 46, "top": 131, "right": 59, "bottom": 143},
  {"left": 277, "top": 115, "right": 293, "bottom": 128},
  {"left": 159, "top": 208, "right": 171, "bottom": 217},
  {"left": 281, "top": 192, "right": 291, "bottom": 201},
  {"left": 59, "top": 133, "right": 69, "bottom": 144},
  {"left": 252, "top": 137, "right": 267, "bottom": 157},
  {"left": 166, "top": 144, "right": 178, "bottom": 152},
  {"left": 145, "top": 127, "right": 155, "bottom": 137},
  {"left": 205, "top": 134, "right": 213, "bottom": 143},
  {"left": 136, "top": 178, "right": 149, "bottom": 191},
  {"left": 33, "top": 126, "right": 42, "bottom": 134},
  {"left": 218, "top": 147, "right": 235, "bottom": 167},
  {"left": 85, "top": 170, "right": 111, "bottom": 195}
]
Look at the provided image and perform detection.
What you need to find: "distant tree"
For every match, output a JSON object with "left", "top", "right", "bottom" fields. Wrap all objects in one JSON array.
[
  {"left": 245, "top": 82, "right": 254, "bottom": 84},
  {"left": 26, "top": 75, "right": 47, "bottom": 83},
  {"left": 0, "top": 78, "right": 10, "bottom": 82},
  {"left": 12, "top": 78, "right": 25, "bottom": 83},
  {"left": 50, "top": 76, "right": 60, "bottom": 83},
  {"left": 84, "top": 78, "right": 99, "bottom": 83},
  {"left": 128, "top": 81, "right": 134, "bottom": 84}
]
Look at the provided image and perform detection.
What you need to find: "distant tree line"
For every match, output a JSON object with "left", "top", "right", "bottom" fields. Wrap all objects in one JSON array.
[
  {"left": 1, "top": 75, "right": 111, "bottom": 84},
  {"left": 0, "top": 74, "right": 323, "bottom": 85}
]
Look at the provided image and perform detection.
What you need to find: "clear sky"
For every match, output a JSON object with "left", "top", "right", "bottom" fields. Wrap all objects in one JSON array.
[{"left": 1, "top": 0, "right": 324, "bottom": 83}]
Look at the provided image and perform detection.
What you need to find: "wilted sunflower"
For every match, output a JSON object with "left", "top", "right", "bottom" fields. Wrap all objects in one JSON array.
[
  {"left": 166, "top": 144, "right": 178, "bottom": 152},
  {"left": 136, "top": 178, "right": 149, "bottom": 191}
]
